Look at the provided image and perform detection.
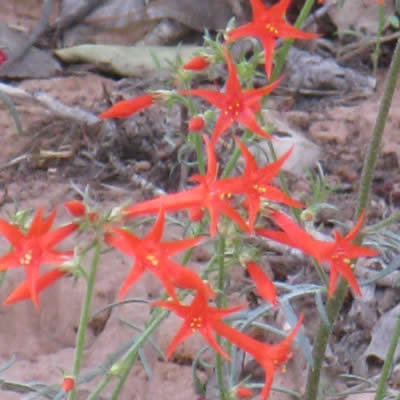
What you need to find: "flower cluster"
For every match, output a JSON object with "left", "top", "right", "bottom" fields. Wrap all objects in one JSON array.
[{"left": 0, "top": 1, "right": 380, "bottom": 399}]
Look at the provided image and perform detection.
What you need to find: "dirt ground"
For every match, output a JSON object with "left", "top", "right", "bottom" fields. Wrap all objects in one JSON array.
[{"left": 1, "top": 1, "right": 400, "bottom": 400}]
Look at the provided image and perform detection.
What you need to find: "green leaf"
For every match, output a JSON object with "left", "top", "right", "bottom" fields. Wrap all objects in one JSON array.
[
  {"left": 388, "top": 15, "right": 400, "bottom": 29},
  {"left": 0, "top": 91, "right": 23, "bottom": 136}
]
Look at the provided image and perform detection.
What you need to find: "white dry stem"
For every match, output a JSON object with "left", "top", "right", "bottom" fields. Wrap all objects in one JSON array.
[{"left": 0, "top": 82, "right": 99, "bottom": 125}]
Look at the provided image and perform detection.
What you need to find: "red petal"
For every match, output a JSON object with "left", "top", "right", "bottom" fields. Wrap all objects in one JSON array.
[
  {"left": 4, "top": 269, "right": 65, "bottom": 306},
  {"left": 117, "top": 261, "right": 146, "bottom": 300},
  {"left": 180, "top": 89, "right": 226, "bottom": 109},
  {"left": 223, "top": 48, "right": 242, "bottom": 98},
  {"left": 0, "top": 219, "right": 25, "bottom": 248},
  {"left": 42, "top": 223, "right": 77, "bottom": 248},
  {"left": 246, "top": 262, "right": 278, "bottom": 305}
]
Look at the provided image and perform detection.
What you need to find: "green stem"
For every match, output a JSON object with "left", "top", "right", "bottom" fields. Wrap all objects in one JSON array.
[
  {"left": 221, "top": 131, "right": 251, "bottom": 178},
  {"left": 194, "top": 132, "right": 205, "bottom": 175},
  {"left": 356, "top": 37, "right": 400, "bottom": 219},
  {"left": 87, "top": 374, "right": 113, "bottom": 400},
  {"left": 366, "top": 209, "right": 400, "bottom": 232},
  {"left": 271, "top": 0, "right": 316, "bottom": 82},
  {"left": 304, "top": 37, "right": 400, "bottom": 400},
  {"left": 375, "top": 313, "right": 400, "bottom": 400},
  {"left": 68, "top": 241, "right": 101, "bottom": 400},
  {"left": 215, "top": 237, "right": 227, "bottom": 400},
  {"left": 372, "top": 5, "right": 385, "bottom": 75}
]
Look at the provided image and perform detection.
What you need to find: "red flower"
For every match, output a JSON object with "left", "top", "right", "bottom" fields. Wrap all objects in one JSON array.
[
  {"left": 153, "top": 291, "right": 245, "bottom": 360},
  {"left": 183, "top": 56, "right": 210, "bottom": 71},
  {"left": 0, "top": 208, "right": 76, "bottom": 307},
  {"left": 246, "top": 261, "right": 277, "bottom": 306},
  {"left": 181, "top": 49, "right": 282, "bottom": 146},
  {"left": 106, "top": 210, "right": 213, "bottom": 301},
  {"left": 227, "top": 0, "right": 319, "bottom": 78},
  {"left": 3, "top": 269, "right": 65, "bottom": 306},
  {"left": 257, "top": 211, "right": 379, "bottom": 296},
  {"left": 188, "top": 116, "right": 205, "bottom": 131},
  {"left": 0, "top": 49, "right": 7, "bottom": 67},
  {"left": 215, "top": 313, "right": 303, "bottom": 400},
  {"left": 99, "top": 94, "right": 154, "bottom": 119},
  {"left": 62, "top": 376, "right": 75, "bottom": 392},
  {"left": 227, "top": 138, "right": 303, "bottom": 231},
  {"left": 124, "top": 135, "right": 250, "bottom": 237}
]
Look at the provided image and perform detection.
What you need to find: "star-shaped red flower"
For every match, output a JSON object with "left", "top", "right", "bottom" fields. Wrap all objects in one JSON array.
[
  {"left": 227, "top": 0, "right": 319, "bottom": 78},
  {"left": 124, "top": 135, "right": 250, "bottom": 237},
  {"left": 181, "top": 49, "right": 282, "bottom": 146},
  {"left": 153, "top": 291, "right": 245, "bottom": 360},
  {"left": 215, "top": 313, "right": 304, "bottom": 400},
  {"left": 257, "top": 211, "right": 379, "bottom": 296},
  {"left": 0, "top": 207, "right": 77, "bottom": 307},
  {"left": 106, "top": 210, "right": 214, "bottom": 301},
  {"left": 226, "top": 137, "right": 303, "bottom": 231}
]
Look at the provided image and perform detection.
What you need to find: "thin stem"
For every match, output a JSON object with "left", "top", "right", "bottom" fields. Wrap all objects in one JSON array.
[
  {"left": 110, "top": 309, "right": 168, "bottom": 399},
  {"left": 87, "top": 374, "right": 113, "bottom": 400},
  {"left": 365, "top": 209, "right": 400, "bottom": 232},
  {"left": 221, "top": 131, "right": 251, "bottom": 178},
  {"left": 304, "top": 37, "right": 400, "bottom": 400},
  {"left": 271, "top": 0, "right": 316, "bottom": 82},
  {"left": 215, "top": 237, "right": 227, "bottom": 400},
  {"left": 303, "top": 279, "right": 348, "bottom": 400},
  {"left": 356, "top": 37, "right": 400, "bottom": 219},
  {"left": 68, "top": 241, "right": 101, "bottom": 400},
  {"left": 372, "top": 5, "right": 385, "bottom": 75},
  {"left": 194, "top": 132, "right": 205, "bottom": 175},
  {"left": 375, "top": 313, "right": 400, "bottom": 400}
]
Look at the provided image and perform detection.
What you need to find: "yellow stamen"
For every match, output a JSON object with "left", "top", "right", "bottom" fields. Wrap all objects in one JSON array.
[
  {"left": 20, "top": 250, "right": 33, "bottom": 265},
  {"left": 145, "top": 254, "right": 159, "bottom": 266}
]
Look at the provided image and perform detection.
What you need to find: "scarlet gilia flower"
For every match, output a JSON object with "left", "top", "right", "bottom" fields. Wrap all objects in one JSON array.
[
  {"left": 124, "top": 135, "right": 250, "bottom": 237},
  {"left": 0, "top": 208, "right": 77, "bottom": 307},
  {"left": 246, "top": 261, "right": 277, "bottom": 306},
  {"left": 226, "top": 137, "right": 303, "bottom": 231},
  {"left": 188, "top": 116, "right": 205, "bottom": 131},
  {"left": 181, "top": 49, "right": 282, "bottom": 146},
  {"left": 106, "top": 210, "right": 214, "bottom": 301},
  {"left": 99, "top": 93, "right": 154, "bottom": 119},
  {"left": 227, "top": 0, "right": 319, "bottom": 78},
  {"left": 153, "top": 291, "right": 245, "bottom": 360},
  {"left": 214, "top": 313, "right": 304, "bottom": 400},
  {"left": 3, "top": 269, "right": 65, "bottom": 306},
  {"left": 62, "top": 376, "right": 75, "bottom": 392},
  {"left": 257, "top": 211, "right": 379, "bottom": 296},
  {"left": 0, "top": 49, "right": 7, "bottom": 67},
  {"left": 183, "top": 56, "right": 210, "bottom": 71}
]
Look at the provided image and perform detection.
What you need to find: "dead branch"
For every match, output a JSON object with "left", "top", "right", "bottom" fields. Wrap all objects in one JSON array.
[{"left": 0, "top": 82, "right": 98, "bottom": 125}]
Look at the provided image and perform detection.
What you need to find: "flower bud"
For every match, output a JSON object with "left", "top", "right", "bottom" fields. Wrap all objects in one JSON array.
[
  {"left": 236, "top": 386, "right": 253, "bottom": 398},
  {"left": 99, "top": 94, "right": 154, "bottom": 119},
  {"left": 62, "top": 376, "right": 75, "bottom": 392},
  {"left": 188, "top": 116, "right": 205, "bottom": 132},
  {"left": 183, "top": 56, "right": 209, "bottom": 71}
]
